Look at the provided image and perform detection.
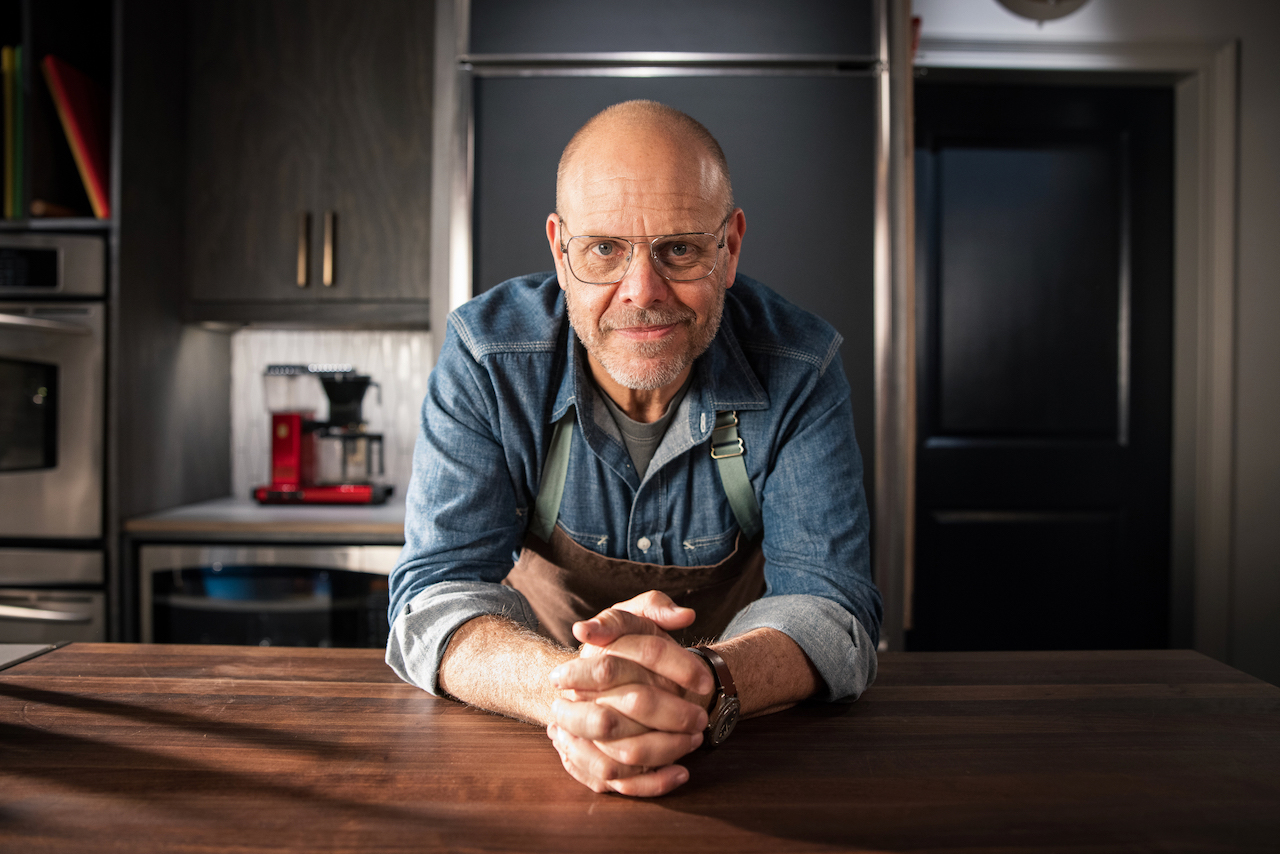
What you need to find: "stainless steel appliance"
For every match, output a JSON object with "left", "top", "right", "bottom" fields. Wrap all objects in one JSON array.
[
  {"left": 0, "top": 234, "right": 106, "bottom": 643},
  {"left": 139, "top": 544, "right": 398, "bottom": 648}
]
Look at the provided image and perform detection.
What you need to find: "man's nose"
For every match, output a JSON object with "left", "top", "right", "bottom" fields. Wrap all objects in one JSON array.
[{"left": 616, "top": 244, "right": 669, "bottom": 307}]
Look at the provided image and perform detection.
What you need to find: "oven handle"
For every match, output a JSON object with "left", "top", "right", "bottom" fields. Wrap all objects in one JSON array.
[
  {"left": 0, "top": 603, "right": 94, "bottom": 623},
  {"left": 0, "top": 312, "right": 93, "bottom": 335}
]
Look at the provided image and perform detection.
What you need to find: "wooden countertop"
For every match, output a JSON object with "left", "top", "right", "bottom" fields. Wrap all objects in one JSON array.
[
  {"left": 123, "top": 496, "right": 405, "bottom": 540},
  {"left": 2, "top": 644, "right": 1278, "bottom": 852}
]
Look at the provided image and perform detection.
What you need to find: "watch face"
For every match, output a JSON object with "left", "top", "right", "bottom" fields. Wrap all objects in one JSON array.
[{"left": 710, "top": 697, "right": 740, "bottom": 745}]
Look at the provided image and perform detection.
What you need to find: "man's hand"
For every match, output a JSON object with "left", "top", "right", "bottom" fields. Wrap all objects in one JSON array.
[{"left": 546, "top": 592, "right": 714, "bottom": 796}]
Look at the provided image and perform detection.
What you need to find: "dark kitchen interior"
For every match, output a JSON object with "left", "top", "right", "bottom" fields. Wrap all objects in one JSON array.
[
  {"left": 0, "top": 0, "right": 1273, "bottom": 679},
  {"left": 2, "top": 1, "right": 1279, "bottom": 849}
]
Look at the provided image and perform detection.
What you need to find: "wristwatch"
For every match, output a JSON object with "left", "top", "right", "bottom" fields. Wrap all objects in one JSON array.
[{"left": 690, "top": 645, "right": 740, "bottom": 747}]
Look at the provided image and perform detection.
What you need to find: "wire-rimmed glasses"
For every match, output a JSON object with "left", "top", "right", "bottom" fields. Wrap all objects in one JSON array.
[{"left": 557, "top": 214, "right": 730, "bottom": 285}]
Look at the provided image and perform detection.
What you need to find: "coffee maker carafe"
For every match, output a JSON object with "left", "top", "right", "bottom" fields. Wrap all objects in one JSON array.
[{"left": 253, "top": 364, "right": 393, "bottom": 505}]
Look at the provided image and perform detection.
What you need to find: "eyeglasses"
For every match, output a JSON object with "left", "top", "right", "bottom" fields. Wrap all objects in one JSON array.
[{"left": 557, "top": 214, "right": 730, "bottom": 285}]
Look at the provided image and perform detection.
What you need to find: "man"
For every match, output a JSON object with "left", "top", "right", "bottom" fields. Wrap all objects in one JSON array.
[{"left": 388, "top": 100, "right": 881, "bottom": 797}]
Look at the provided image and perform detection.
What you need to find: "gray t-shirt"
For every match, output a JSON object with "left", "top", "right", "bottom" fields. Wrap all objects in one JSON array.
[{"left": 598, "top": 373, "right": 693, "bottom": 479}]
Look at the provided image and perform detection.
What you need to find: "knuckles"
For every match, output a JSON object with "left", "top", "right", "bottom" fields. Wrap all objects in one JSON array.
[
  {"left": 632, "top": 590, "right": 676, "bottom": 611},
  {"left": 590, "top": 653, "right": 625, "bottom": 685},
  {"left": 585, "top": 703, "right": 624, "bottom": 740}
]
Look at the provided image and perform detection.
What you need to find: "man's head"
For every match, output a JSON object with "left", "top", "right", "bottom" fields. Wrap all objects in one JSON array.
[{"left": 547, "top": 101, "right": 746, "bottom": 397}]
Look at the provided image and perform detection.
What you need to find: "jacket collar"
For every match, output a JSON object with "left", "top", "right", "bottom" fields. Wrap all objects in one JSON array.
[{"left": 549, "top": 286, "right": 769, "bottom": 450}]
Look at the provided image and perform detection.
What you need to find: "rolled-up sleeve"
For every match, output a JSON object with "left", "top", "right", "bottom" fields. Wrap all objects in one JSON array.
[
  {"left": 721, "top": 593, "right": 877, "bottom": 701},
  {"left": 385, "top": 318, "right": 539, "bottom": 695},
  {"left": 387, "top": 581, "right": 539, "bottom": 695},
  {"left": 736, "top": 340, "right": 882, "bottom": 701}
]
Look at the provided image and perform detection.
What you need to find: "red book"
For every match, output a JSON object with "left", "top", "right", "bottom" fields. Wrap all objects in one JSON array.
[{"left": 41, "top": 55, "right": 110, "bottom": 219}]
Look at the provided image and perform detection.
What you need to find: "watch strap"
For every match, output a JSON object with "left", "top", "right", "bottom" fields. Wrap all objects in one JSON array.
[{"left": 691, "top": 645, "right": 737, "bottom": 698}]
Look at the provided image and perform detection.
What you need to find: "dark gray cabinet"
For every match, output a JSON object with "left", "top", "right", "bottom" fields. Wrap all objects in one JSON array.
[{"left": 184, "top": 0, "right": 433, "bottom": 326}]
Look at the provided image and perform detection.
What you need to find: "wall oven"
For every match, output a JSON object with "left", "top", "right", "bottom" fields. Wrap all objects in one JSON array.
[
  {"left": 0, "top": 234, "right": 107, "bottom": 642},
  {"left": 139, "top": 545, "right": 397, "bottom": 648}
]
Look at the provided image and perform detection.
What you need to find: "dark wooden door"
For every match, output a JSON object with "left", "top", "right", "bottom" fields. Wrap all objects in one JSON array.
[
  {"left": 908, "top": 82, "right": 1174, "bottom": 651},
  {"left": 185, "top": 0, "right": 432, "bottom": 304}
]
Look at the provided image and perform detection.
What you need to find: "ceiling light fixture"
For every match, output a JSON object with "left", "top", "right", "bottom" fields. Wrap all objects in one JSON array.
[{"left": 994, "top": 0, "right": 1092, "bottom": 24}]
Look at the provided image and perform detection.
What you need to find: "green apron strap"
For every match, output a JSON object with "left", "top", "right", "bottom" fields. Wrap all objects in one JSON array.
[
  {"left": 712, "top": 411, "right": 762, "bottom": 541},
  {"left": 531, "top": 407, "right": 763, "bottom": 544},
  {"left": 529, "top": 409, "right": 575, "bottom": 543}
]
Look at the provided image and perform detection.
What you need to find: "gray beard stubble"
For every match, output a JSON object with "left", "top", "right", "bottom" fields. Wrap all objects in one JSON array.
[{"left": 566, "top": 283, "right": 726, "bottom": 391}]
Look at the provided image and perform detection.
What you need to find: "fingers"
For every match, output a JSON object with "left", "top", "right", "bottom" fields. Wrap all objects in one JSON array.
[
  {"left": 606, "top": 763, "right": 690, "bottom": 797},
  {"left": 595, "top": 634, "right": 715, "bottom": 697},
  {"left": 585, "top": 687, "right": 707, "bottom": 734},
  {"left": 611, "top": 589, "right": 698, "bottom": 629},
  {"left": 555, "top": 636, "right": 712, "bottom": 698},
  {"left": 547, "top": 723, "right": 695, "bottom": 797},
  {"left": 590, "top": 728, "right": 702, "bottom": 768},
  {"left": 553, "top": 686, "right": 706, "bottom": 738},
  {"left": 551, "top": 707, "right": 702, "bottom": 765},
  {"left": 572, "top": 590, "right": 696, "bottom": 647},
  {"left": 550, "top": 697, "right": 648, "bottom": 741},
  {"left": 551, "top": 649, "right": 681, "bottom": 696},
  {"left": 573, "top": 608, "right": 666, "bottom": 648}
]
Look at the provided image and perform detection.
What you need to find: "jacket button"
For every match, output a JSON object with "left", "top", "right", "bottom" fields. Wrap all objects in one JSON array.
[{"left": 637, "top": 536, "right": 652, "bottom": 551}]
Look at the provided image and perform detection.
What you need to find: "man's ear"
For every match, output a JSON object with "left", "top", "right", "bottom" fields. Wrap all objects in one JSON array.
[
  {"left": 722, "top": 208, "right": 746, "bottom": 289},
  {"left": 546, "top": 213, "right": 569, "bottom": 290}
]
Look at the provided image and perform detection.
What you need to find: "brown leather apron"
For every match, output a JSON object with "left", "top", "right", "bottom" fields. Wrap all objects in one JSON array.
[{"left": 504, "top": 527, "right": 765, "bottom": 648}]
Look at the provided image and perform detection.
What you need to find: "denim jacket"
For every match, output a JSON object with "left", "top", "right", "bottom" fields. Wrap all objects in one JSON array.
[{"left": 386, "top": 273, "right": 882, "bottom": 700}]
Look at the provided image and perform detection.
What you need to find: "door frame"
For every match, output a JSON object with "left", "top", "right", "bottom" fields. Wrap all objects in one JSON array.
[{"left": 909, "top": 37, "right": 1240, "bottom": 659}]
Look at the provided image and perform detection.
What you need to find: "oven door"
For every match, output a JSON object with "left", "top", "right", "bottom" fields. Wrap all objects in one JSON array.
[
  {"left": 140, "top": 545, "right": 399, "bottom": 648},
  {"left": 0, "top": 303, "right": 104, "bottom": 539}
]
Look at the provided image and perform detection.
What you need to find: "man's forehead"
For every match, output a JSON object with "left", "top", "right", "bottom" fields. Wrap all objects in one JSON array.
[
  {"left": 561, "top": 149, "right": 723, "bottom": 230},
  {"left": 564, "top": 182, "right": 719, "bottom": 234}
]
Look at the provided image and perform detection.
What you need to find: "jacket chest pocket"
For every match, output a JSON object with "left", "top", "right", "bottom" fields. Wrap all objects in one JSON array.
[{"left": 679, "top": 525, "right": 738, "bottom": 567}]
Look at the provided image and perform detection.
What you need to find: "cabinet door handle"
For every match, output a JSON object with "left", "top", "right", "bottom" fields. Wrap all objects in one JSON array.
[
  {"left": 297, "top": 212, "right": 311, "bottom": 287},
  {"left": 323, "top": 211, "right": 336, "bottom": 286}
]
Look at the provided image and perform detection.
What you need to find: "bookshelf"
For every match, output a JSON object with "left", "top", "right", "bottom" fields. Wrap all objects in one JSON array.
[
  {"left": 0, "top": 0, "right": 113, "bottom": 228},
  {"left": 1, "top": 0, "right": 234, "bottom": 644}
]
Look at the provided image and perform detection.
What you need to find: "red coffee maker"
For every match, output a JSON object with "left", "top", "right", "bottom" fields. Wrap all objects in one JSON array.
[{"left": 253, "top": 364, "right": 393, "bottom": 505}]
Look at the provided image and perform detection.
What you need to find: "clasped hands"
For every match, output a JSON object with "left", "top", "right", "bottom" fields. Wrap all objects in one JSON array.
[{"left": 545, "top": 590, "right": 714, "bottom": 797}]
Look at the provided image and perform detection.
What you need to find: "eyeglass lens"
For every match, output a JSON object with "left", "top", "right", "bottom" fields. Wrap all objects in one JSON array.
[{"left": 566, "top": 233, "right": 721, "bottom": 284}]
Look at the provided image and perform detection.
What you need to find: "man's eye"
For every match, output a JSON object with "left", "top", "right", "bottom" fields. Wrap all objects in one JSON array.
[
  {"left": 657, "top": 240, "right": 697, "bottom": 262},
  {"left": 592, "top": 241, "right": 619, "bottom": 257}
]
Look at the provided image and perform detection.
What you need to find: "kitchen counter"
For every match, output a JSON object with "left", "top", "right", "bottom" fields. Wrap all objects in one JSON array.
[
  {"left": 2, "top": 644, "right": 1278, "bottom": 852},
  {"left": 0, "top": 643, "right": 57, "bottom": 671},
  {"left": 123, "top": 495, "right": 405, "bottom": 543}
]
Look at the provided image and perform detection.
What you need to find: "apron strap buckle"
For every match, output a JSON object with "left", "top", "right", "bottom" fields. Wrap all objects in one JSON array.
[{"left": 711, "top": 411, "right": 762, "bottom": 541}]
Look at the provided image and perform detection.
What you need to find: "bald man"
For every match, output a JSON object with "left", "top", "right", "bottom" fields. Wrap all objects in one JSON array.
[{"left": 388, "top": 101, "right": 882, "bottom": 797}]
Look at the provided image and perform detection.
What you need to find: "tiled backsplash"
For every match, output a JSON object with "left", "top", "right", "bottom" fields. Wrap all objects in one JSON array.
[{"left": 230, "top": 329, "right": 433, "bottom": 501}]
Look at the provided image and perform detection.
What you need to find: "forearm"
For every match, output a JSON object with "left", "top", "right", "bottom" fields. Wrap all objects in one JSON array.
[
  {"left": 721, "top": 593, "right": 878, "bottom": 702},
  {"left": 709, "top": 627, "right": 821, "bottom": 718},
  {"left": 438, "top": 614, "right": 576, "bottom": 726}
]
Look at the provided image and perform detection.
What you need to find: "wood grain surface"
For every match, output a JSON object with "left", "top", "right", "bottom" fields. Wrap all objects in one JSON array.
[{"left": 2, "top": 645, "right": 1277, "bottom": 853}]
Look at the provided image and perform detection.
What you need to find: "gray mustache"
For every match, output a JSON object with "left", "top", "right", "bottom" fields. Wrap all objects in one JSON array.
[{"left": 600, "top": 306, "right": 696, "bottom": 331}]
